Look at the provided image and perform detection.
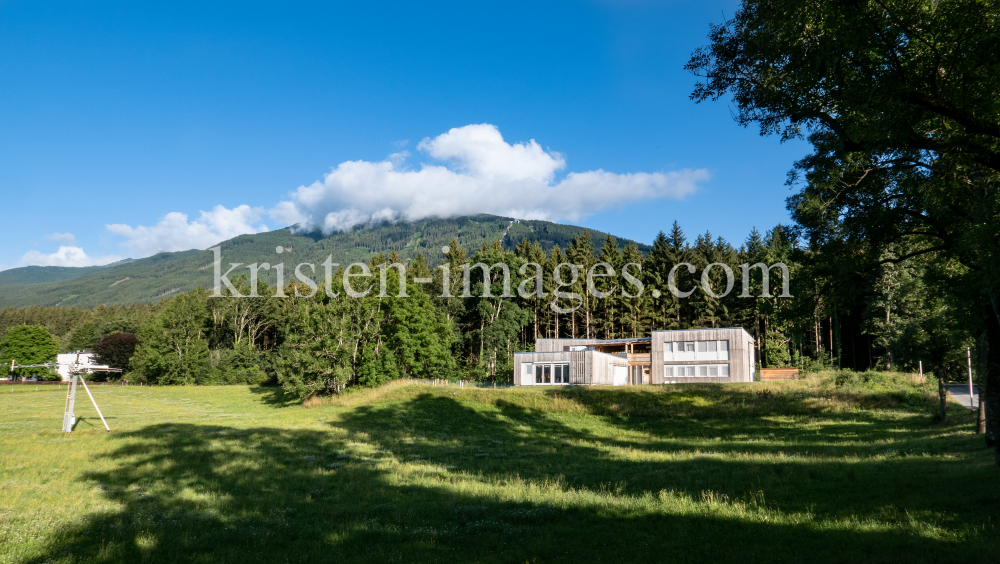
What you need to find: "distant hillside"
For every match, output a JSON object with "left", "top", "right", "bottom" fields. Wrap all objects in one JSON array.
[
  {"left": 0, "top": 215, "right": 649, "bottom": 308},
  {"left": 0, "top": 261, "right": 133, "bottom": 285}
]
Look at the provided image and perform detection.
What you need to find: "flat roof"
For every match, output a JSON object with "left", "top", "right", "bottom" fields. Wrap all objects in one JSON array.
[
  {"left": 651, "top": 327, "right": 748, "bottom": 333},
  {"left": 536, "top": 337, "right": 650, "bottom": 343}
]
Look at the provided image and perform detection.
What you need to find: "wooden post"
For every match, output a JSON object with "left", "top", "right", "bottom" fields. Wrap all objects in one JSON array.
[{"left": 967, "top": 347, "right": 975, "bottom": 410}]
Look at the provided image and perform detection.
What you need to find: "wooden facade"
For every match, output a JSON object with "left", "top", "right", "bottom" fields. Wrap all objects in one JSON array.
[
  {"left": 516, "top": 328, "right": 755, "bottom": 386},
  {"left": 651, "top": 328, "right": 755, "bottom": 384},
  {"left": 761, "top": 368, "right": 798, "bottom": 380},
  {"left": 513, "top": 350, "right": 629, "bottom": 386}
]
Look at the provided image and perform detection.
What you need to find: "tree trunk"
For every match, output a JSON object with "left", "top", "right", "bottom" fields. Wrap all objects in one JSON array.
[
  {"left": 978, "top": 400, "right": 987, "bottom": 435},
  {"left": 977, "top": 329, "right": 986, "bottom": 435},
  {"left": 983, "top": 297, "right": 1000, "bottom": 458},
  {"left": 829, "top": 316, "right": 834, "bottom": 365}
]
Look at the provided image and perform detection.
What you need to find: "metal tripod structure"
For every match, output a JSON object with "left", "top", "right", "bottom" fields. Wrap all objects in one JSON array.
[{"left": 9, "top": 354, "right": 121, "bottom": 433}]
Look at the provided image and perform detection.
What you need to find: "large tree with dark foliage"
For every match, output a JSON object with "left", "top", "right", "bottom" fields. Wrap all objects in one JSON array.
[
  {"left": 687, "top": 0, "right": 1000, "bottom": 462},
  {"left": 92, "top": 332, "right": 140, "bottom": 372}
]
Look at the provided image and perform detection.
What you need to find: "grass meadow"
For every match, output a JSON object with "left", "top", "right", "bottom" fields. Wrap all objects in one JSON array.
[{"left": 0, "top": 372, "right": 996, "bottom": 563}]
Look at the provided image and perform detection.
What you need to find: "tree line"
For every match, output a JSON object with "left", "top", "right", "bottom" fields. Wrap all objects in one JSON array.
[{"left": 1, "top": 219, "right": 976, "bottom": 394}]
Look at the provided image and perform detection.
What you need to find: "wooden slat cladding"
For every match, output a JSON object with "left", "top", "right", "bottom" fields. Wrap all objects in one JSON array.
[
  {"left": 652, "top": 328, "right": 755, "bottom": 384},
  {"left": 628, "top": 353, "right": 651, "bottom": 364},
  {"left": 761, "top": 368, "right": 798, "bottom": 380},
  {"left": 569, "top": 352, "right": 586, "bottom": 384},
  {"left": 513, "top": 350, "right": 626, "bottom": 386}
]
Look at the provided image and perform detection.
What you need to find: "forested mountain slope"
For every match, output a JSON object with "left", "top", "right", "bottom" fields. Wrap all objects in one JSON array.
[{"left": 0, "top": 215, "right": 647, "bottom": 308}]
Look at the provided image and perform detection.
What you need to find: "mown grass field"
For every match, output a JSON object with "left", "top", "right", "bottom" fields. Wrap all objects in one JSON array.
[{"left": 1, "top": 373, "right": 996, "bottom": 563}]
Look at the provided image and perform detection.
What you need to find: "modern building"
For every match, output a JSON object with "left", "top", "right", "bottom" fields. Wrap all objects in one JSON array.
[{"left": 513, "top": 327, "right": 755, "bottom": 385}]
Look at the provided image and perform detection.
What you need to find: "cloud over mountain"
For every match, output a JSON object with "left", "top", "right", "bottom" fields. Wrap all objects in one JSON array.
[
  {"left": 106, "top": 205, "right": 269, "bottom": 257},
  {"left": 12, "top": 124, "right": 709, "bottom": 267},
  {"left": 18, "top": 246, "right": 123, "bottom": 268},
  {"left": 274, "top": 124, "right": 709, "bottom": 233}
]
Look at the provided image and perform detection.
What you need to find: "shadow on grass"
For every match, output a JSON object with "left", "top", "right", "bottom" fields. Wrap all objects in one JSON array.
[
  {"left": 23, "top": 395, "right": 998, "bottom": 563},
  {"left": 336, "top": 394, "right": 992, "bottom": 516},
  {"left": 248, "top": 384, "right": 301, "bottom": 408}
]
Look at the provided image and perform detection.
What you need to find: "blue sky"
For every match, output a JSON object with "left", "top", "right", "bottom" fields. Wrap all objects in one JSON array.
[{"left": 0, "top": 0, "right": 809, "bottom": 270}]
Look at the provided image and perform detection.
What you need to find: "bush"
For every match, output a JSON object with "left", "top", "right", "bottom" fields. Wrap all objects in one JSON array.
[{"left": 202, "top": 346, "right": 270, "bottom": 385}]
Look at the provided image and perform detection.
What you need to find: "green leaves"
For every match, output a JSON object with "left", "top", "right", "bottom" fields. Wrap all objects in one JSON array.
[
  {"left": 132, "top": 288, "right": 211, "bottom": 385},
  {"left": 0, "top": 325, "right": 59, "bottom": 380}
]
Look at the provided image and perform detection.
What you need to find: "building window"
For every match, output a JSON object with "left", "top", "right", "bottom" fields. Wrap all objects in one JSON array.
[
  {"left": 691, "top": 340, "right": 730, "bottom": 361},
  {"left": 664, "top": 364, "right": 730, "bottom": 378},
  {"left": 533, "top": 363, "right": 570, "bottom": 384},
  {"left": 554, "top": 364, "right": 566, "bottom": 383}
]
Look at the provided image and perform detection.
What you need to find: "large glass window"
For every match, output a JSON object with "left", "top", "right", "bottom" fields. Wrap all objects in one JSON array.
[
  {"left": 685, "top": 342, "right": 695, "bottom": 352},
  {"left": 533, "top": 363, "right": 570, "bottom": 384},
  {"left": 697, "top": 341, "right": 708, "bottom": 352}
]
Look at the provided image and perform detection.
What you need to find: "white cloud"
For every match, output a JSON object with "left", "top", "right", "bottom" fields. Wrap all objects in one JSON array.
[
  {"left": 45, "top": 232, "right": 77, "bottom": 245},
  {"left": 18, "top": 246, "right": 124, "bottom": 268},
  {"left": 14, "top": 124, "right": 709, "bottom": 265},
  {"left": 106, "top": 204, "right": 269, "bottom": 256},
  {"left": 274, "top": 123, "right": 710, "bottom": 233}
]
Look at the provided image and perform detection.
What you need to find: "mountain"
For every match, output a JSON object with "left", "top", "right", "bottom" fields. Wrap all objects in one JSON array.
[{"left": 0, "top": 215, "right": 649, "bottom": 308}]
